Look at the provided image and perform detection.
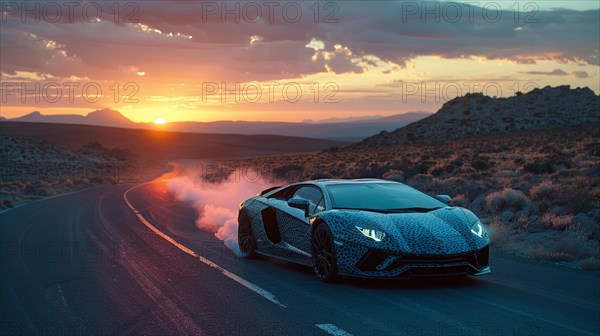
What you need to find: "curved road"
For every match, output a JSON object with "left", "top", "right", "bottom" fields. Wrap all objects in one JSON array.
[{"left": 1, "top": 182, "right": 599, "bottom": 335}]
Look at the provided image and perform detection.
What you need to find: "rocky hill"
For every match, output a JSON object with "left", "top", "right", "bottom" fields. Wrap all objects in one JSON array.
[
  {"left": 5, "top": 109, "right": 429, "bottom": 141},
  {"left": 357, "top": 85, "right": 600, "bottom": 147}
]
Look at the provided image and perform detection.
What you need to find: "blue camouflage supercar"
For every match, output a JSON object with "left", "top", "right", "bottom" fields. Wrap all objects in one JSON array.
[{"left": 237, "top": 179, "right": 490, "bottom": 282}]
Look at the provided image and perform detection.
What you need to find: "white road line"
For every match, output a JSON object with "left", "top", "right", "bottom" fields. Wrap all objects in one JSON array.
[
  {"left": 315, "top": 324, "right": 354, "bottom": 336},
  {"left": 123, "top": 182, "right": 287, "bottom": 308}
]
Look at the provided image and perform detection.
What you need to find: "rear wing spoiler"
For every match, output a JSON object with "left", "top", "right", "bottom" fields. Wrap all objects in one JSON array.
[{"left": 258, "top": 186, "right": 282, "bottom": 196}]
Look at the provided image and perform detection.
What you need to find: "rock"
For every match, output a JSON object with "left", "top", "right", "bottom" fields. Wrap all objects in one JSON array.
[
  {"left": 383, "top": 172, "right": 404, "bottom": 182},
  {"left": 527, "top": 219, "right": 546, "bottom": 233},
  {"left": 515, "top": 209, "right": 529, "bottom": 219},
  {"left": 586, "top": 209, "right": 600, "bottom": 220},
  {"left": 470, "top": 194, "right": 485, "bottom": 213},
  {"left": 589, "top": 228, "right": 600, "bottom": 244},
  {"left": 500, "top": 210, "right": 515, "bottom": 223},
  {"left": 571, "top": 214, "right": 599, "bottom": 238}
]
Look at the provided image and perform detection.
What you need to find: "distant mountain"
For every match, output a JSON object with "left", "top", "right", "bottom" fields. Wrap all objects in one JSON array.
[
  {"left": 163, "top": 112, "right": 429, "bottom": 141},
  {"left": 4, "top": 109, "right": 430, "bottom": 141},
  {"left": 303, "top": 115, "right": 390, "bottom": 123},
  {"left": 357, "top": 85, "right": 600, "bottom": 147},
  {"left": 1, "top": 122, "right": 347, "bottom": 160},
  {"left": 85, "top": 108, "right": 134, "bottom": 127},
  {"left": 10, "top": 109, "right": 135, "bottom": 128}
]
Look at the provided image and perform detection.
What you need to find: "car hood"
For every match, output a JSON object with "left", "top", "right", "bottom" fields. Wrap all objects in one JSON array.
[{"left": 320, "top": 207, "right": 488, "bottom": 255}]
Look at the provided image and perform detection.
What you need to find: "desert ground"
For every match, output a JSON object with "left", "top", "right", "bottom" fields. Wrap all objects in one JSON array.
[
  {"left": 2, "top": 120, "right": 599, "bottom": 270},
  {"left": 219, "top": 123, "right": 600, "bottom": 270}
]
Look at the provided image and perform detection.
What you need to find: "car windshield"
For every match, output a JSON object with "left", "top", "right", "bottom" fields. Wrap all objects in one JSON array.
[{"left": 327, "top": 182, "right": 448, "bottom": 212}]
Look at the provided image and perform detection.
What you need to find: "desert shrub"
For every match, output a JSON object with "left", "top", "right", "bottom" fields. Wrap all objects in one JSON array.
[
  {"left": 90, "top": 176, "right": 104, "bottom": 184},
  {"left": 523, "top": 159, "right": 554, "bottom": 174},
  {"left": 417, "top": 161, "right": 436, "bottom": 174},
  {"left": 529, "top": 181, "right": 561, "bottom": 211},
  {"left": 562, "top": 176, "right": 600, "bottom": 213},
  {"left": 471, "top": 160, "right": 489, "bottom": 171},
  {"left": 83, "top": 142, "right": 105, "bottom": 151},
  {"left": 485, "top": 188, "right": 531, "bottom": 214},
  {"left": 584, "top": 142, "right": 600, "bottom": 157},
  {"left": 540, "top": 213, "right": 573, "bottom": 230},
  {"left": 488, "top": 218, "right": 517, "bottom": 245},
  {"left": 24, "top": 184, "right": 37, "bottom": 193},
  {"left": 450, "top": 159, "right": 464, "bottom": 167},
  {"left": 581, "top": 257, "right": 600, "bottom": 271},
  {"left": 444, "top": 163, "right": 458, "bottom": 174},
  {"left": 310, "top": 172, "right": 333, "bottom": 180},
  {"left": 36, "top": 186, "right": 52, "bottom": 196},
  {"left": 529, "top": 246, "right": 574, "bottom": 262},
  {"left": 428, "top": 165, "right": 447, "bottom": 177},
  {"left": 451, "top": 194, "right": 469, "bottom": 207},
  {"left": 383, "top": 170, "right": 404, "bottom": 182},
  {"left": 439, "top": 177, "right": 468, "bottom": 195},
  {"left": 525, "top": 229, "right": 600, "bottom": 262},
  {"left": 529, "top": 181, "right": 560, "bottom": 201},
  {"left": 410, "top": 174, "right": 435, "bottom": 188},
  {"left": 272, "top": 164, "right": 304, "bottom": 180},
  {"left": 110, "top": 148, "right": 134, "bottom": 161},
  {"left": 553, "top": 233, "right": 599, "bottom": 259},
  {"left": 457, "top": 167, "right": 475, "bottom": 175}
]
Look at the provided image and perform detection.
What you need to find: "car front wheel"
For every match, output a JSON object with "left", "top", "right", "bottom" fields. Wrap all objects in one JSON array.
[
  {"left": 238, "top": 212, "right": 257, "bottom": 259},
  {"left": 311, "top": 222, "right": 338, "bottom": 282}
]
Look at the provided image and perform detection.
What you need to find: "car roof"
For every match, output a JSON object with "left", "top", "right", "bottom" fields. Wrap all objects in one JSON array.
[
  {"left": 259, "top": 179, "right": 404, "bottom": 198},
  {"left": 304, "top": 178, "right": 398, "bottom": 187}
]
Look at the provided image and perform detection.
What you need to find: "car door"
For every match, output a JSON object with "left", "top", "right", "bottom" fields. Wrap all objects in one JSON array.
[{"left": 276, "top": 185, "right": 325, "bottom": 255}]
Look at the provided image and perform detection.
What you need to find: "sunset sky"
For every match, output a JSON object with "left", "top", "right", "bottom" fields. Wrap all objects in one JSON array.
[{"left": 1, "top": 0, "right": 599, "bottom": 123}]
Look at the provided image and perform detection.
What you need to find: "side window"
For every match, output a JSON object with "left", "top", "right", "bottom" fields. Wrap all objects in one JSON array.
[
  {"left": 267, "top": 186, "right": 293, "bottom": 200},
  {"left": 292, "top": 186, "right": 325, "bottom": 215}
]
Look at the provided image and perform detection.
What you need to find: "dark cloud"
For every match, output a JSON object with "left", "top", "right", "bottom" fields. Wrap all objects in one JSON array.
[
  {"left": 518, "top": 69, "right": 590, "bottom": 78},
  {"left": 519, "top": 69, "right": 569, "bottom": 76},
  {"left": 572, "top": 71, "right": 589, "bottom": 78},
  {"left": 1, "top": 1, "right": 598, "bottom": 81}
]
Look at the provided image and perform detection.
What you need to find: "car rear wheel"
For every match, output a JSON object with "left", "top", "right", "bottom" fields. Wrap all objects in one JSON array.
[
  {"left": 238, "top": 212, "right": 257, "bottom": 259},
  {"left": 311, "top": 222, "right": 338, "bottom": 282}
]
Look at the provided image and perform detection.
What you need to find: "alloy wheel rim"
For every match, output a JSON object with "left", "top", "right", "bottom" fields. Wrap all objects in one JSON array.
[
  {"left": 313, "top": 227, "right": 333, "bottom": 277},
  {"left": 239, "top": 218, "right": 253, "bottom": 253}
]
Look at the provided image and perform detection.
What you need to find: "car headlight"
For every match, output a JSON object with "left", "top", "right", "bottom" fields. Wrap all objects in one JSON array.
[
  {"left": 470, "top": 220, "right": 487, "bottom": 238},
  {"left": 355, "top": 226, "right": 386, "bottom": 242}
]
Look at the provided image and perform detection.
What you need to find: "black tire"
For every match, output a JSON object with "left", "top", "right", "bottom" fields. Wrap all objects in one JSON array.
[
  {"left": 311, "top": 222, "right": 338, "bottom": 282},
  {"left": 238, "top": 212, "right": 257, "bottom": 259}
]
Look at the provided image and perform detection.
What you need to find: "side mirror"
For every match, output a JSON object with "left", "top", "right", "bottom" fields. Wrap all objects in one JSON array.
[
  {"left": 288, "top": 198, "right": 310, "bottom": 217},
  {"left": 435, "top": 195, "right": 452, "bottom": 203}
]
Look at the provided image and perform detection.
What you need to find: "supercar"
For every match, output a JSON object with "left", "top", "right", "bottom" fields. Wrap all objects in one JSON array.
[{"left": 237, "top": 179, "right": 490, "bottom": 282}]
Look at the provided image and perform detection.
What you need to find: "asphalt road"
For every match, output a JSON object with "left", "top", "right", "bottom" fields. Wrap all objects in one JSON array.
[{"left": 1, "top": 182, "right": 599, "bottom": 336}]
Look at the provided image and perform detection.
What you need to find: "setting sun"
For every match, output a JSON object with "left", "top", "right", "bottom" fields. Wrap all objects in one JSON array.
[{"left": 154, "top": 117, "right": 166, "bottom": 125}]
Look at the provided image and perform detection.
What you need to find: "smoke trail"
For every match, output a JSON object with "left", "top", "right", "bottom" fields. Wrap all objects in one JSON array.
[{"left": 161, "top": 163, "right": 277, "bottom": 255}]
